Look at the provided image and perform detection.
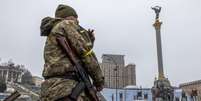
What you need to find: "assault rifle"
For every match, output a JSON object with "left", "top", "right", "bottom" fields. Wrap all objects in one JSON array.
[
  {"left": 3, "top": 91, "right": 21, "bottom": 101},
  {"left": 56, "top": 35, "right": 100, "bottom": 101}
]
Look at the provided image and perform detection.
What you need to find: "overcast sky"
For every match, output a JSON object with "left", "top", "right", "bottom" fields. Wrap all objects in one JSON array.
[{"left": 0, "top": 0, "right": 201, "bottom": 87}]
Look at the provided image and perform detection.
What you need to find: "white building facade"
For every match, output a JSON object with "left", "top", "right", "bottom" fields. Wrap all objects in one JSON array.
[{"left": 0, "top": 63, "right": 25, "bottom": 83}]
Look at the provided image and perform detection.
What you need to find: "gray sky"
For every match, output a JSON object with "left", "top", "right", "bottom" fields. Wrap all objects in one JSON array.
[{"left": 0, "top": 0, "right": 201, "bottom": 87}]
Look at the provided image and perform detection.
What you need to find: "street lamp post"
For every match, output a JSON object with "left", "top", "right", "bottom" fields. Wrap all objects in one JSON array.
[
  {"left": 114, "top": 65, "right": 118, "bottom": 101},
  {"left": 104, "top": 56, "right": 119, "bottom": 101}
]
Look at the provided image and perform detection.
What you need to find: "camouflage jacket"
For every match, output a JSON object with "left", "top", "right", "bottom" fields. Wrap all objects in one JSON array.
[{"left": 41, "top": 17, "right": 104, "bottom": 86}]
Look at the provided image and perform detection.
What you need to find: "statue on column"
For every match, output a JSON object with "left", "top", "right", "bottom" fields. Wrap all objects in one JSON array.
[
  {"left": 151, "top": 6, "right": 174, "bottom": 101},
  {"left": 152, "top": 6, "right": 161, "bottom": 20}
]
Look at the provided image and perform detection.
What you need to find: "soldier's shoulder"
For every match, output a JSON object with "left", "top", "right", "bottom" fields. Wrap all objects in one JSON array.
[
  {"left": 51, "top": 20, "right": 77, "bottom": 35},
  {"left": 57, "top": 20, "right": 77, "bottom": 28}
]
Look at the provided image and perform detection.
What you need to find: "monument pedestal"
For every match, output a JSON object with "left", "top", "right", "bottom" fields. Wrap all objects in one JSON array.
[{"left": 152, "top": 78, "right": 174, "bottom": 101}]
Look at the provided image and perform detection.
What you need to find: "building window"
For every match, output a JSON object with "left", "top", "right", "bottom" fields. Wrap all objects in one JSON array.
[
  {"left": 119, "top": 93, "right": 123, "bottom": 101},
  {"left": 144, "top": 93, "right": 148, "bottom": 99},
  {"left": 137, "top": 91, "right": 142, "bottom": 100}
]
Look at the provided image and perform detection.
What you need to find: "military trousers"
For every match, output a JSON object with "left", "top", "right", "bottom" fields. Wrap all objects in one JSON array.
[{"left": 40, "top": 78, "right": 91, "bottom": 101}]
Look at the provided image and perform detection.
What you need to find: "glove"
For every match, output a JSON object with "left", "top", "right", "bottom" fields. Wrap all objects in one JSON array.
[
  {"left": 87, "top": 29, "right": 95, "bottom": 43},
  {"left": 96, "top": 84, "right": 104, "bottom": 92},
  {"left": 93, "top": 77, "right": 104, "bottom": 92}
]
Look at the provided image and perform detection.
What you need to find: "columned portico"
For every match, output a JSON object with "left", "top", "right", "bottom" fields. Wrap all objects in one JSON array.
[{"left": 0, "top": 65, "right": 24, "bottom": 83}]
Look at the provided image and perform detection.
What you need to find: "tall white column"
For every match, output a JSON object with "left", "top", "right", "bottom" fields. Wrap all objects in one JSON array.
[
  {"left": 5, "top": 69, "right": 9, "bottom": 82},
  {"left": 10, "top": 71, "right": 13, "bottom": 82}
]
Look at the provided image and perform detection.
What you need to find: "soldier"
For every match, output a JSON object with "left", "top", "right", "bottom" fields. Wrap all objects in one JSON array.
[{"left": 40, "top": 4, "right": 104, "bottom": 101}]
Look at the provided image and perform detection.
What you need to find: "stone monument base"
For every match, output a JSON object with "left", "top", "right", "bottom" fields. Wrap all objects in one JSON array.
[{"left": 152, "top": 78, "right": 174, "bottom": 101}]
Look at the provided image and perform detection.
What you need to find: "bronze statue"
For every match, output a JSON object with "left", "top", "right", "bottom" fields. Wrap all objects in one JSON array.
[{"left": 151, "top": 6, "right": 161, "bottom": 20}]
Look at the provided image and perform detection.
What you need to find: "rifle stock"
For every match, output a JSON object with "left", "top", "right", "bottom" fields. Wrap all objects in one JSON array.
[{"left": 56, "top": 35, "right": 100, "bottom": 101}]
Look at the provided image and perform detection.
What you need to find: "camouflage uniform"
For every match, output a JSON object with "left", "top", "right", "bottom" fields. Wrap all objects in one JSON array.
[{"left": 40, "top": 5, "right": 104, "bottom": 101}]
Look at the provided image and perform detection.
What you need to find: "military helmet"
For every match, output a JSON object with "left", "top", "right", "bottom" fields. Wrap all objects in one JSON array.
[{"left": 55, "top": 4, "right": 78, "bottom": 18}]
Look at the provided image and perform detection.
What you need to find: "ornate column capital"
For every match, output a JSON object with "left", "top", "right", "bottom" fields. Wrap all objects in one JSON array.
[{"left": 153, "top": 19, "right": 162, "bottom": 30}]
